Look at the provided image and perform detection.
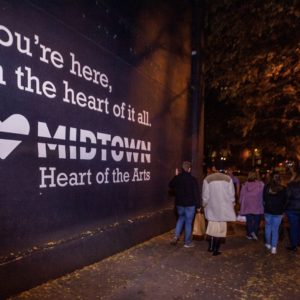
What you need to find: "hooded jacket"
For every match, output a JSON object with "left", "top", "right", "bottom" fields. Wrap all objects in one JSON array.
[{"left": 239, "top": 180, "right": 264, "bottom": 215}]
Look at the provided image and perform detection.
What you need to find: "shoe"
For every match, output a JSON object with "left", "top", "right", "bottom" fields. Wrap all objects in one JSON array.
[
  {"left": 246, "top": 235, "right": 253, "bottom": 240},
  {"left": 286, "top": 246, "right": 297, "bottom": 252},
  {"left": 265, "top": 244, "right": 271, "bottom": 250},
  {"left": 184, "top": 242, "right": 195, "bottom": 248},
  {"left": 170, "top": 237, "right": 179, "bottom": 245},
  {"left": 271, "top": 247, "right": 277, "bottom": 254},
  {"left": 251, "top": 232, "right": 258, "bottom": 240}
]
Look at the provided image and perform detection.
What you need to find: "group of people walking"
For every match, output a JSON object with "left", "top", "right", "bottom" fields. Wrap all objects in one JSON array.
[
  {"left": 240, "top": 168, "right": 300, "bottom": 253},
  {"left": 169, "top": 161, "right": 300, "bottom": 256}
]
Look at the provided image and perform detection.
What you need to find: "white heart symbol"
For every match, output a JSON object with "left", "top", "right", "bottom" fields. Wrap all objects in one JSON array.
[{"left": 0, "top": 114, "right": 30, "bottom": 159}]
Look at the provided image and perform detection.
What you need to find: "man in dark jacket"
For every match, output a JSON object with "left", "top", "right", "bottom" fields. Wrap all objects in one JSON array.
[{"left": 169, "top": 161, "right": 200, "bottom": 248}]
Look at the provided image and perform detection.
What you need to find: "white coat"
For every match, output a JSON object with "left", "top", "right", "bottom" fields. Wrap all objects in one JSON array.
[{"left": 202, "top": 172, "right": 236, "bottom": 222}]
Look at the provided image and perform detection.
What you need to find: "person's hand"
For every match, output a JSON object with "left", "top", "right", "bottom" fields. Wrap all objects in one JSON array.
[{"left": 175, "top": 168, "right": 179, "bottom": 175}]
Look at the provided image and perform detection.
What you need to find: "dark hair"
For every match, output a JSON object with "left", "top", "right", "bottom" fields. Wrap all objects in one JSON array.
[
  {"left": 269, "top": 172, "right": 281, "bottom": 188},
  {"left": 267, "top": 171, "right": 284, "bottom": 193}
]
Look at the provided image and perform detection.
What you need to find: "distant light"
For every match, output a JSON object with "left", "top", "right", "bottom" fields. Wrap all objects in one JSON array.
[
  {"left": 191, "top": 50, "right": 197, "bottom": 55},
  {"left": 242, "top": 149, "right": 250, "bottom": 160}
]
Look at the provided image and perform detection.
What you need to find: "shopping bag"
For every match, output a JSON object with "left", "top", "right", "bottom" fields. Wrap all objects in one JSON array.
[
  {"left": 236, "top": 214, "right": 246, "bottom": 223},
  {"left": 192, "top": 212, "right": 206, "bottom": 238}
]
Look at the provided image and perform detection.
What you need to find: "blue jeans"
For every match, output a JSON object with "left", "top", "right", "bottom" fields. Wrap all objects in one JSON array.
[
  {"left": 245, "top": 214, "right": 261, "bottom": 236},
  {"left": 175, "top": 206, "right": 195, "bottom": 245},
  {"left": 286, "top": 211, "right": 300, "bottom": 248},
  {"left": 264, "top": 214, "right": 283, "bottom": 248}
]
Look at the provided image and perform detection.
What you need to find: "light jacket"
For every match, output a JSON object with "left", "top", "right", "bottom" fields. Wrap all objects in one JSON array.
[
  {"left": 239, "top": 180, "right": 264, "bottom": 215},
  {"left": 202, "top": 172, "right": 236, "bottom": 221}
]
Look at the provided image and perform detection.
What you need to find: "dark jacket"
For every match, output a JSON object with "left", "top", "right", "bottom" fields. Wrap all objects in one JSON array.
[
  {"left": 286, "top": 180, "right": 300, "bottom": 213},
  {"left": 263, "top": 184, "right": 287, "bottom": 215},
  {"left": 169, "top": 171, "right": 200, "bottom": 207}
]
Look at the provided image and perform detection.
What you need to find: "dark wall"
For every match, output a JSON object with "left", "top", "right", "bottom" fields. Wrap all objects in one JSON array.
[{"left": 0, "top": 0, "right": 193, "bottom": 297}]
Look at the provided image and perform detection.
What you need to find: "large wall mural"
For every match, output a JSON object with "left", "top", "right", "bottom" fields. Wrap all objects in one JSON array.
[{"left": 0, "top": 2, "right": 157, "bottom": 238}]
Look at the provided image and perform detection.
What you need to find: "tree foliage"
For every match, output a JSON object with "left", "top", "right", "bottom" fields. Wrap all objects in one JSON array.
[{"left": 205, "top": 0, "right": 300, "bottom": 161}]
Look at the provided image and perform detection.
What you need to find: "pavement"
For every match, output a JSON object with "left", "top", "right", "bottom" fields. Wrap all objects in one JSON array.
[{"left": 8, "top": 222, "right": 300, "bottom": 300}]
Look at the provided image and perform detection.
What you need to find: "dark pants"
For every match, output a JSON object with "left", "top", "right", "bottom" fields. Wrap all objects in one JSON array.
[
  {"left": 245, "top": 214, "right": 261, "bottom": 236},
  {"left": 286, "top": 211, "right": 300, "bottom": 248}
]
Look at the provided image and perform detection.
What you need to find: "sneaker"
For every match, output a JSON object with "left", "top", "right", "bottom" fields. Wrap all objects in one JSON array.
[
  {"left": 251, "top": 232, "right": 258, "bottom": 240},
  {"left": 271, "top": 247, "right": 277, "bottom": 254},
  {"left": 246, "top": 235, "right": 253, "bottom": 240},
  {"left": 184, "top": 242, "right": 195, "bottom": 248},
  {"left": 170, "top": 237, "right": 179, "bottom": 245},
  {"left": 265, "top": 244, "right": 271, "bottom": 250}
]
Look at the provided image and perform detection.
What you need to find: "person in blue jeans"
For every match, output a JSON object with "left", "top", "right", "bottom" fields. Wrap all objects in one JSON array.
[
  {"left": 263, "top": 172, "right": 287, "bottom": 254},
  {"left": 239, "top": 171, "right": 264, "bottom": 240},
  {"left": 169, "top": 161, "right": 200, "bottom": 248},
  {"left": 245, "top": 214, "right": 262, "bottom": 239},
  {"left": 285, "top": 167, "right": 300, "bottom": 252}
]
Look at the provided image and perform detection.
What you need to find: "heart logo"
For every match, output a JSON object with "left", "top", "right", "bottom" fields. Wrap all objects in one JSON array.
[{"left": 0, "top": 114, "right": 30, "bottom": 159}]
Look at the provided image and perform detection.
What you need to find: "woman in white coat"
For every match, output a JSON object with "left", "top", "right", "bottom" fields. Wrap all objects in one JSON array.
[{"left": 202, "top": 169, "right": 236, "bottom": 255}]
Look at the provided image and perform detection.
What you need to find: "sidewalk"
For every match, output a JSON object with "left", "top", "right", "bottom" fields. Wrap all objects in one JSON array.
[{"left": 9, "top": 223, "right": 300, "bottom": 300}]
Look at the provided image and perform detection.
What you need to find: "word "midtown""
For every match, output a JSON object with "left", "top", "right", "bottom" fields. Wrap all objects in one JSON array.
[{"left": 38, "top": 122, "right": 151, "bottom": 163}]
